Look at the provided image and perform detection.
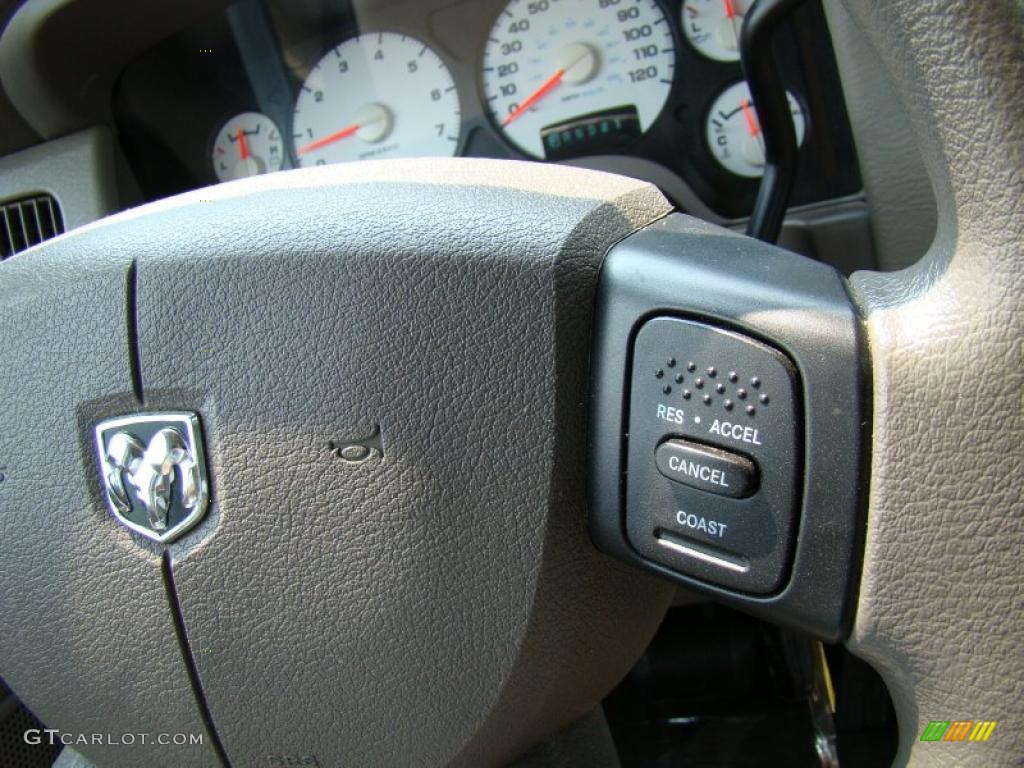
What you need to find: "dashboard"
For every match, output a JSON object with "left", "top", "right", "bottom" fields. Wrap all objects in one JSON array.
[{"left": 112, "top": 0, "right": 861, "bottom": 220}]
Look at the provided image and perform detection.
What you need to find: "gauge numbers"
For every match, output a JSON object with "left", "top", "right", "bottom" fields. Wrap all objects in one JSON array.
[
  {"left": 292, "top": 32, "right": 460, "bottom": 166},
  {"left": 482, "top": 0, "right": 675, "bottom": 159},
  {"left": 706, "top": 81, "right": 806, "bottom": 178},
  {"left": 211, "top": 112, "right": 284, "bottom": 182}
]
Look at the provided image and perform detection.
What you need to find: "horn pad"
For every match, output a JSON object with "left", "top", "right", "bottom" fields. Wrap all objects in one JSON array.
[{"left": 0, "top": 160, "right": 674, "bottom": 767}]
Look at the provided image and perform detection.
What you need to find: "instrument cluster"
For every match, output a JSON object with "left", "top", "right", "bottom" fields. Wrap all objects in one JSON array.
[{"left": 114, "top": 0, "right": 860, "bottom": 219}]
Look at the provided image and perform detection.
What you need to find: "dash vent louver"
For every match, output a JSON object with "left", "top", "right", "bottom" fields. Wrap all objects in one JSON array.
[{"left": 1, "top": 194, "right": 64, "bottom": 260}]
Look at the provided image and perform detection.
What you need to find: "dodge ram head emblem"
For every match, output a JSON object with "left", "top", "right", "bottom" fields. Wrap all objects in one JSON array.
[{"left": 94, "top": 413, "right": 209, "bottom": 543}]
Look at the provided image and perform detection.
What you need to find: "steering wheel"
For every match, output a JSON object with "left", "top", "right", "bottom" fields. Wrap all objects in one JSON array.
[
  {"left": 836, "top": 0, "right": 1023, "bottom": 765},
  {"left": 0, "top": 1, "right": 1020, "bottom": 766}
]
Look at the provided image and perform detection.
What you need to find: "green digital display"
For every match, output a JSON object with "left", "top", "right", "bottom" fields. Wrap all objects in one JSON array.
[{"left": 540, "top": 105, "right": 641, "bottom": 161}]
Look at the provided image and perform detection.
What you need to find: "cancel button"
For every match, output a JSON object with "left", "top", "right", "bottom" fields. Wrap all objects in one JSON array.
[{"left": 655, "top": 439, "right": 758, "bottom": 499}]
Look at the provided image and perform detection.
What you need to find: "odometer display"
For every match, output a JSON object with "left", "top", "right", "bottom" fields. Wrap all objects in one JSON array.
[
  {"left": 482, "top": 0, "right": 675, "bottom": 159},
  {"left": 540, "top": 106, "right": 641, "bottom": 160}
]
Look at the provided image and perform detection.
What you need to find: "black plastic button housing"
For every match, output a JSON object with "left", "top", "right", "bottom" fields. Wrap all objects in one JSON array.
[
  {"left": 629, "top": 318, "right": 799, "bottom": 594},
  {"left": 588, "top": 214, "right": 868, "bottom": 641}
]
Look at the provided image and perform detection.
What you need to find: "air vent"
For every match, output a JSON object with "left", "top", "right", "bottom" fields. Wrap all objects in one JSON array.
[{"left": 1, "top": 194, "right": 64, "bottom": 260}]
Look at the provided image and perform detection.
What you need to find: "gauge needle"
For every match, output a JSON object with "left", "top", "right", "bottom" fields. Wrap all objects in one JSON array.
[
  {"left": 237, "top": 128, "right": 250, "bottom": 160},
  {"left": 503, "top": 68, "right": 566, "bottom": 126},
  {"left": 723, "top": 0, "right": 742, "bottom": 49},
  {"left": 739, "top": 98, "right": 761, "bottom": 137},
  {"left": 295, "top": 123, "right": 361, "bottom": 156}
]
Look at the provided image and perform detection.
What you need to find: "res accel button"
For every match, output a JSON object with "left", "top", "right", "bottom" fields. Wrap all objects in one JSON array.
[{"left": 655, "top": 440, "right": 758, "bottom": 499}]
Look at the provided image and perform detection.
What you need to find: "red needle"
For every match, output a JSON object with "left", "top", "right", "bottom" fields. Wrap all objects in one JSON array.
[
  {"left": 295, "top": 123, "right": 360, "bottom": 156},
  {"left": 739, "top": 98, "right": 761, "bottom": 137},
  {"left": 503, "top": 68, "right": 566, "bottom": 126},
  {"left": 723, "top": 0, "right": 737, "bottom": 19},
  {"left": 237, "top": 128, "right": 250, "bottom": 160}
]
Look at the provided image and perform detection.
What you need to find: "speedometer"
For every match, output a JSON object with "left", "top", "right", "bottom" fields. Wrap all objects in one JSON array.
[
  {"left": 292, "top": 32, "right": 461, "bottom": 166},
  {"left": 482, "top": 0, "right": 675, "bottom": 159}
]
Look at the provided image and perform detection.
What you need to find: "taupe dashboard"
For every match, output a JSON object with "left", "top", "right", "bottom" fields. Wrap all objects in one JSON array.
[
  {"left": 0, "top": 0, "right": 937, "bottom": 271},
  {"left": 109, "top": 0, "right": 861, "bottom": 221}
]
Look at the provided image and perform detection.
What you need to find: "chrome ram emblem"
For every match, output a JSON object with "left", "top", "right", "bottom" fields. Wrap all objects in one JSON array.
[{"left": 94, "top": 413, "right": 209, "bottom": 543}]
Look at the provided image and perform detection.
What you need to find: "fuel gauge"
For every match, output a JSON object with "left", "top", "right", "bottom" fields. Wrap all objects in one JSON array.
[
  {"left": 682, "top": 0, "right": 753, "bottom": 62},
  {"left": 211, "top": 112, "right": 284, "bottom": 182}
]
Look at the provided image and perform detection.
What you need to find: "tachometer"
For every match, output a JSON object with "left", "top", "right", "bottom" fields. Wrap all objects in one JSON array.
[
  {"left": 292, "top": 33, "right": 461, "bottom": 165},
  {"left": 482, "top": 0, "right": 675, "bottom": 159}
]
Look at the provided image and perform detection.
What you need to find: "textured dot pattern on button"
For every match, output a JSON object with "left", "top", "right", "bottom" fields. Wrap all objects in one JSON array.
[{"left": 656, "top": 356, "right": 771, "bottom": 415}]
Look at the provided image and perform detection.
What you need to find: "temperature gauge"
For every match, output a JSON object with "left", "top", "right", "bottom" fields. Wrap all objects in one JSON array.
[
  {"left": 211, "top": 112, "right": 284, "bottom": 182},
  {"left": 681, "top": 0, "right": 753, "bottom": 63},
  {"left": 706, "top": 81, "right": 806, "bottom": 178}
]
